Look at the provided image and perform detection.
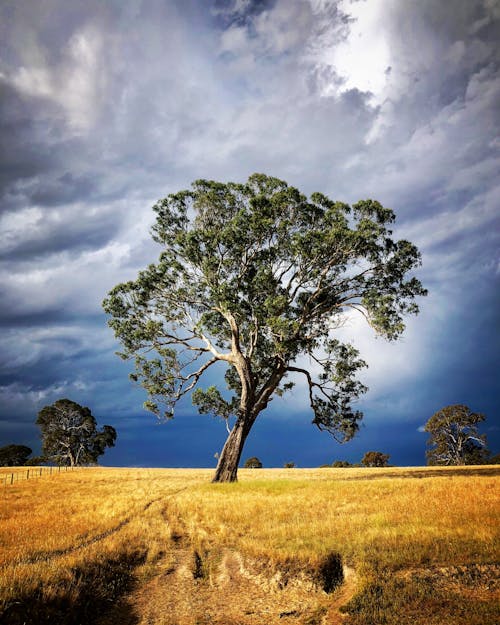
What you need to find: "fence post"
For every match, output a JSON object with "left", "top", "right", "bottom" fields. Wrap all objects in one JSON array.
[
  {"left": 10, "top": 473, "right": 13, "bottom": 485},
  {"left": 40, "top": 467, "right": 42, "bottom": 477},
  {"left": 27, "top": 469, "right": 29, "bottom": 480}
]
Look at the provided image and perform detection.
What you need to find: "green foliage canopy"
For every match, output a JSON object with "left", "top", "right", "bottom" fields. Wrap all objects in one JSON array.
[
  {"left": 332, "top": 460, "right": 353, "bottom": 468},
  {"left": 36, "top": 399, "right": 117, "bottom": 466},
  {"left": 424, "top": 404, "right": 488, "bottom": 466},
  {"left": 244, "top": 456, "right": 263, "bottom": 468},
  {"left": 0, "top": 444, "right": 32, "bottom": 466},
  {"left": 103, "top": 173, "right": 426, "bottom": 480},
  {"left": 361, "top": 451, "right": 390, "bottom": 467}
]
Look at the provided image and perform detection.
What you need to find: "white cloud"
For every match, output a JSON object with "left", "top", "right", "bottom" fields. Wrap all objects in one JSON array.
[
  {"left": 11, "top": 25, "right": 104, "bottom": 132},
  {"left": 309, "top": 0, "right": 391, "bottom": 101}
]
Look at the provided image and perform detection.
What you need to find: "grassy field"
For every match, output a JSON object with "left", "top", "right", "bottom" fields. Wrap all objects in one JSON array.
[{"left": 0, "top": 465, "right": 498, "bottom": 624}]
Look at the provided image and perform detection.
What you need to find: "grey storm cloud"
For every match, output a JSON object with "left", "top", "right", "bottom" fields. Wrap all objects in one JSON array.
[
  {"left": 0, "top": 204, "right": 119, "bottom": 262},
  {"left": 0, "top": 0, "right": 498, "bottom": 465}
]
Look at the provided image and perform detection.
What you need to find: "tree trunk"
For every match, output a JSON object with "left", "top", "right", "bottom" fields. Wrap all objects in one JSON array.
[{"left": 212, "top": 418, "right": 251, "bottom": 482}]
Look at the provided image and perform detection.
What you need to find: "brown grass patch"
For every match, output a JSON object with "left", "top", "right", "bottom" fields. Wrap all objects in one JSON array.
[{"left": 0, "top": 465, "right": 498, "bottom": 624}]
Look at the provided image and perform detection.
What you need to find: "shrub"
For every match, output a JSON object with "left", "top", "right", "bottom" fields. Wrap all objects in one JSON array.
[{"left": 244, "top": 456, "right": 263, "bottom": 468}]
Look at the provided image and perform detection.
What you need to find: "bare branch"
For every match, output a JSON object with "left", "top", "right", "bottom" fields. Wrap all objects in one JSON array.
[
  {"left": 175, "top": 357, "right": 219, "bottom": 399},
  {"left": 287, "top": 366, "right": 315, "bottom": 411}
]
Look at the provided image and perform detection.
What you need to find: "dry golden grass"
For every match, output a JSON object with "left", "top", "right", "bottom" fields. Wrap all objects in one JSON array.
[
  {"left": 174, "top": 466, "right": 499, "bottom": 567},
  {"left": 0, "top": 465, "right": 498, "bottom": 624}
]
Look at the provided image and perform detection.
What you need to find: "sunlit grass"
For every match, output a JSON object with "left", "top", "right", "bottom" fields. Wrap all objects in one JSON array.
[
  {"left": 0, "top": 465, "right": 498, "bottom": 624},
  {"left": 172, "top": 467, "right": 499, "bottom": 570}
]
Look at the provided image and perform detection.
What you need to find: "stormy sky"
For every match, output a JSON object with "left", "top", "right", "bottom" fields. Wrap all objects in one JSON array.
[{"left": 1, "top": 0, "right": 499, "bottom": 468}]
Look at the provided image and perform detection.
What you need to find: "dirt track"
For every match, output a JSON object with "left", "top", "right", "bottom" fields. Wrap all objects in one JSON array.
[{"left": 97, "top": 504, "right": 357, "bottom": 625}]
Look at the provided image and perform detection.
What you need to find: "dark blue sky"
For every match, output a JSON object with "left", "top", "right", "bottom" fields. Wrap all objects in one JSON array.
[{"left": 0, "top": 0, "right": 499, "bottom": 467}]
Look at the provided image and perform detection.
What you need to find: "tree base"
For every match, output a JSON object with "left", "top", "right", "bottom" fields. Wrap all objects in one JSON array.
[{"left": 212, "top": 420, "right": 248, "bottom": 482}]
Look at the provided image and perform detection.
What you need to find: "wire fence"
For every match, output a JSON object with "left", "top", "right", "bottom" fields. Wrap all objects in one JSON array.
[{"left": 1, "top": 465, "right": 78, "bottom": 487}]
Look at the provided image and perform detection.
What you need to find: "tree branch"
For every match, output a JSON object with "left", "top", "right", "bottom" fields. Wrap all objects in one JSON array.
[
  {"left": 176, "top": 357, "right": 220, "bottom": 399},
  {"left": 286, "top": 366, "right": 315, "bottom": 412}
]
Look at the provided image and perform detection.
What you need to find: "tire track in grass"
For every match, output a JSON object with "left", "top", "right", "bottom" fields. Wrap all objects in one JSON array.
[{"left": 18, "top": 487, "right": 188, "bottom": 565}]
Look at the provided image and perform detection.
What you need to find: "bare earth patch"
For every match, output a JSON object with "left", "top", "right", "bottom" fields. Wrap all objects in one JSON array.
[{"left": 98, "top": 518, "right": 358, "bottom": 625}]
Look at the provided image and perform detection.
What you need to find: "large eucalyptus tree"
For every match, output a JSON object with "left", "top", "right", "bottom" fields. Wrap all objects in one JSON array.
[{"left": 103, "top": 174, "right": 426, "bottom": 482}]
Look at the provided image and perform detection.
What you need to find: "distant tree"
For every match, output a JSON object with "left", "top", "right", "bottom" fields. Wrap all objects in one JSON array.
[
  {"left": 488, "top": 453, "right": 500, "bottom": 465},
  {"left": 0, "top": 444, "right": 32, "bottom": 466},
  {"left": 284, "top": 461, "right": 295, "bottom": 468},
  {"left": 362, "top": 451, "right": 390, "bottom": 467},
  {"left": 424, "top": 405, "right": 487, "bottom": 466},
  {"left": 103, "top": 173, "right": 426, "bottom": 482},
  {"left": 36, "top": 399, "right": 117, "bottom": 466},
  {"left": 332, "top": 460, "right": 352, "bottom": 468},
  {"left": 25, "top": 456, "right": 47, "bottom": 466},
  {"left": 244, "top": 456, "right": 263, "bottom": 468}
]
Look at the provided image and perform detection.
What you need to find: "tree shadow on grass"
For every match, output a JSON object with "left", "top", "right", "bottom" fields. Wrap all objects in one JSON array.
[
  {"left": 1, "top": 553, "right": 144, "bottom": 625},
  {"left": 335, "top": 467, "right": 500, "bottom": 481}
]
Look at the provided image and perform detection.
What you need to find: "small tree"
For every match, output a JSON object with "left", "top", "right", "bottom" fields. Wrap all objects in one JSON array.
[
  {"left": 244, "top": 456, "right": 263, "bottom": 468},
  {"left": 36, "top": 399, "right": 117, "bottom": 466},
  {"left": 284, "top": 461, "right": 295, "bottom": 468},
  {"left": 424, "top": 405, "right": 488, "bottom": 466},
  {"left": 332, "top": 460, "right": 352, "bottom": 468},
  {"left": 0, "top": 444, "right": 32, "bottom": 466},
  {"left": 362, "top": 451, "right": 390, "bottom": 467},
  {"left": 103, "top": 173, "right": 426, "bottom": 482}
]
